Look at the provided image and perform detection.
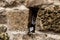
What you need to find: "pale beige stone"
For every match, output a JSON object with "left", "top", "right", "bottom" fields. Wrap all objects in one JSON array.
[{"left": 6, "top": 5, "right": 29, "bottom": 32}]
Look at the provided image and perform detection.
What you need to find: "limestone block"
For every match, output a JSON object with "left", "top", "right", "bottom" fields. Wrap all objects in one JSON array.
[
  {"left": 36, "top": 5, "right": 60, "bottom": 32},
  {"left": 6, "top": 5, "right": 29, "bottom": 32}
]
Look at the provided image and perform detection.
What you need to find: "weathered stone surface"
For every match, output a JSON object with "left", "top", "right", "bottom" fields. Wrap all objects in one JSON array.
[
  {"left": 26, "top": 0, "right": 54, "bottom": 7},
  {"left": 0, "top": 25, "right": 9, "bottom": 40},
  {"left": 36, "top": 5, "right": 60, "bottom": 32},
  {"left": 23, "top": 34, "right": 33, "bottom": 40},
  {"left": 0, "top": 32, "right": 9, "bottom": 40},
  {"left": 35, "top": 31, "right": 60, "bottom": 40},
  {"left": 4, "top": 0, "right": 22, "bottom": 7},
  {"left": 0, "top": 0, "right": 7, "bottom": 7},
  {"left": 0, "top": 0, "right": 27, "bottom": 7},
  {"left": 0, "top": 0, "right": 60, "bottom": 7},
  {"left": 0, "top": 25, "right": 7, "bottom": 33},
  {"left": 0, "top": 8, "right": 7, "bottom": 24},
  {"left": 22, "top": 33, "right": 60, "bottom": 40},
  {"left": 6, "top": 5, "right": 29, "bottom": 32},
  {"left": 7, "top": 32, "right": 60, "bottom": 40},
  {"left": 0, "top": 0, "right": 60, "bottom": 40},
  {"left": 25, "top": 0, "right": 60, "bottom": 7},
  {"left": 0, "top": 15, "right": 7, "bottom": 24}
]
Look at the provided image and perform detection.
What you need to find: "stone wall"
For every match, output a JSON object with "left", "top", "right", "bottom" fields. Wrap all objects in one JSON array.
[
  {"left": 0, "top": 0, "right": 60, "bottom": 40},
  {"left": 6, "top": 6, "right": 29, "bottom": 32}
]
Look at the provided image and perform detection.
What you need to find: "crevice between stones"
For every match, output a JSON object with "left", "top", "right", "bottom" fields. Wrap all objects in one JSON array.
[{"left": 28, "top": 6, "right": 39, "bottom": 33}]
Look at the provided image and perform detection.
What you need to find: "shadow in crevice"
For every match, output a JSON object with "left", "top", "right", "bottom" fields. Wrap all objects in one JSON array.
[{"left": 28, "top": 7, "right": 39, "bottom": 33}]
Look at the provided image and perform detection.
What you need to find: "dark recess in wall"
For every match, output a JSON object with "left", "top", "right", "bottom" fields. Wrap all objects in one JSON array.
[{"left": 28, "top": 7, "right": 39, "bottom": 33}]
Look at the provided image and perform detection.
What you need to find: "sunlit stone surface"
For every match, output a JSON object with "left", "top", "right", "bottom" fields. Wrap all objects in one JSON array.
[
  {"left": 36, "top": 5, "right": 60, "bottom": 32},
  {"left": 6, "top": 5, "right": 29, "bottom": 32}
]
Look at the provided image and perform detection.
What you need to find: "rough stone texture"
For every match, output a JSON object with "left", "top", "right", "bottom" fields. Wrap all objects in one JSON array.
[
  {"left": 35, "top": 31, "right": 60, "bottom": 40},
  {"left": 0, "top": 5, "right": 29, "bottom": 40},
  {"left": 26, "top": 0, "right": 54, "bottom": 7},
  {"left": 1, "top": 0, "right": 60, "bottom": 7},
  {"left": 7, "top": 31, "right": 60, "bottom": 40},
  {"left": 36, "top": 5, "right": 60, "bottom": 32},
  {"left": 6, "top": 5, "right": 29, "bottom": 32},
  {"left": 12, "top": 33, "right": 23, "bottom": 40},
  {"left": 26, "top": 0, "right": 60, "bottom": 7},
  {"left": 0, "top": 15, "right": 7, "bottom": 24},
  {"left": 0, "top": 0, "right": 27, "bottom": 7},
  {"left": 0, "top": 0, "right": 60, "bottom": 40},
  {"left": 22, "top": 32, "right": 60, "bottom": 40},
  {"left": 4, "top": 0, "right": 23, "bottom": 7},
  {"left": 0, "top": 25, "right": 9, "bottom": 40},
  {"left": 0, "top": 0, "right": 7, "bottom": 7},
  {"left": 0, "top": 8, "right": 7, "bottom": 24}
]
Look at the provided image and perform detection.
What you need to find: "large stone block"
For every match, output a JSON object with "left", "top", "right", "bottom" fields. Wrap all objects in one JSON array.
[
  {"left": 36, "top": 5, "right": 60, "bottom": 32},
  {"left": 6, "top": 5, "right": 29, "bottom": 32}
]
